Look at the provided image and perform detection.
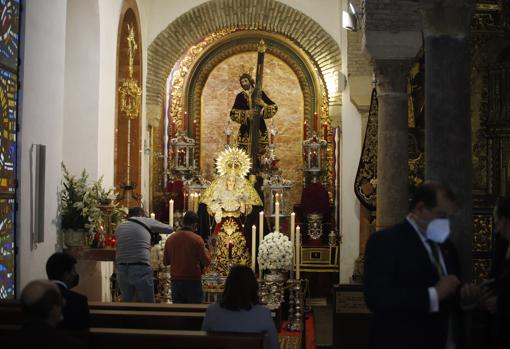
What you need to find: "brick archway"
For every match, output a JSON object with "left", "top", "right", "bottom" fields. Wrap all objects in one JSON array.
[{"left": 146, "top": 0, "right": 341, "bottom": 123}]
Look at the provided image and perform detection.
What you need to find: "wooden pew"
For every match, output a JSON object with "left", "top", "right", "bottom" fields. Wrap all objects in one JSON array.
[
  {"left": 88, "top": 301, "right": 208, "bottom": 312},
  {"left": 0, "top": 325, "right": 268, "bottom": 349},
  {"left": 1, "top": 299, "right": 280, "bottom": 331},
  {"left": 90, "top": 309, "right": 204, "bottom": 330},
  {"left": 88, "top": 328, "right": 267, "bottom": 349}
]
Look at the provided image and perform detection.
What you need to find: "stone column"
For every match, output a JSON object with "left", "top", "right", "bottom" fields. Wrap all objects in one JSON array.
[
  {"left": 374, "top": 60, "right": 411, "bottom": 229},
  {"left": 421, "top": 1, "right": 473, "bottom": 280}
]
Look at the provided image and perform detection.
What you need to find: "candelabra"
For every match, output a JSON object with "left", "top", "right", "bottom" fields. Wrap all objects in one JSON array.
[{"left": 286, "top": 279, "right": 303, "bottom": 331}]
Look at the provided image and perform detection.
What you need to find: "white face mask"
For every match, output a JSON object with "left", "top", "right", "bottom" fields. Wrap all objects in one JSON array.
[{"left": 426, "top": 218, "right": 450, "bottom": 243}]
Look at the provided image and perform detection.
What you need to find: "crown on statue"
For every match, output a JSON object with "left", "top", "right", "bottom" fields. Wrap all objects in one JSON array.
[
  {"left": 216, "top": 147, "right": 252, "bottom": 177},
  {"left": 237, "top": 64, "right": 255, "bottom": 81}
]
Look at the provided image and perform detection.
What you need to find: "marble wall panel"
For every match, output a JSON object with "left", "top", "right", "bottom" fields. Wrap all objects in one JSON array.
[{"left": 201, "top": 52, "right": 304, "bottom": 208}]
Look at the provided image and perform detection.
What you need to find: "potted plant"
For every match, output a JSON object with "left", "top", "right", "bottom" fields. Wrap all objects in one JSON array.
[
  {"left": 60, "top": 164, "right": 90, "bottom": 247},
  {"left": 60, "top": 164, "right": 127, "bottom": 248}
]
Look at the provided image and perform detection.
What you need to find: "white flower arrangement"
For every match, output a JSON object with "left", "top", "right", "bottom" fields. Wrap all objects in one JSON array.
[{"left": 258, "top": 231, "right": 294, "bottom": 271}]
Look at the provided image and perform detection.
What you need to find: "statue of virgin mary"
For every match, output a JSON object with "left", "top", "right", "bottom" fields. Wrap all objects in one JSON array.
[{"left": 201, "top": 147, "right": 262, "bottom": 275}]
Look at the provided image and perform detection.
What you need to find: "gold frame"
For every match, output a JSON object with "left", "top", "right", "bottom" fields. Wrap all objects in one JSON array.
[{"left": 154, "top": 29, "right": 336, "bottom": 203}]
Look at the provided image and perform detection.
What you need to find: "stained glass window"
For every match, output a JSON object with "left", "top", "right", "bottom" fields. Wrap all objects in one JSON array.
[
  {"left": 0, "top": 0, "right": 19, "bottom": 299},
  {"left": 0, "top": 0, "right": 20, "bottom": 70},
  {"left": 0, "top": 198, "right": 14, "bottom": 298},
  {"left": 0, "top": 68, "right": 16, "bottom": 195}
]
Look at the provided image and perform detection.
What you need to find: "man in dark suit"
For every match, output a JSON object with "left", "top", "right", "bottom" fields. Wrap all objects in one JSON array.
[
  {"left": 363, "top": 182, "right": 478, "bottom": 349},
  {"left": 46, "top": 252, "right": 90, "bottom": 329}
]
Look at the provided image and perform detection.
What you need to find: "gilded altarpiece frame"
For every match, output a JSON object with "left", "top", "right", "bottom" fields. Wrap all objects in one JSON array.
[{"left": 151, "top": 30, "right": 335, "bottom": 213}]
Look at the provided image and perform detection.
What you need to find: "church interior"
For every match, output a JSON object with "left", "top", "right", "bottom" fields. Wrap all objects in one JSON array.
[{"left": 1, "top": 0, "right": 509, "bottom": 348}]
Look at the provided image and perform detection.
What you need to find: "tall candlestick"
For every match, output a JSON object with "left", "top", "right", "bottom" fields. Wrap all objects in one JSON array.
[
  {"left": 275, "top": 202, "right": 280, "bottom": 232},
  {"left": 251, "top": 225, "right": 256, "bottom": 271},
  {"left": 296, "top": 226, "right": 301, "bottom": 279},
  {"left": 259, "top": 211, "right": 264, "bottom": 245},
  {"left": 169, "top": 199, "right": 174, "bottom": 227},
  {"left": 150, "top": 213, "right": 156, "bottom": 220}
]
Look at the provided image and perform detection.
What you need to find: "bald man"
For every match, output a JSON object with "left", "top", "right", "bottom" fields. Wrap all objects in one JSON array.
[
  {"left": 6, "top": 280, "right": 85, "bottom": 348},
  {"left": 20, "top": 279, "right": 63, "bottom": 326}
]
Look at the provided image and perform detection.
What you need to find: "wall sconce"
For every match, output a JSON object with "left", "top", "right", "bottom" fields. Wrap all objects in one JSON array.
[{"left": 342, "top": 2, "right": 360, "bottom": 32}]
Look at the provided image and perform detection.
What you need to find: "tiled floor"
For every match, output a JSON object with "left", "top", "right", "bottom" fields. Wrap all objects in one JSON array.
[{"left": 312, "top": 305, "right": 333, "bottom": 348}]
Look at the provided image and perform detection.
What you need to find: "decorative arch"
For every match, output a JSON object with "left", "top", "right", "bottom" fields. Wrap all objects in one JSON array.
[
  {"left": 146, "top": 0, "right": 342, "bottom": 125},
  {"left": 114, "top": 0, "right": 143, "bottom": 207}
]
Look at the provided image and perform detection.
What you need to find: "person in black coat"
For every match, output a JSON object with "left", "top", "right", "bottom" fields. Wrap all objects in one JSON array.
[
  {"left": 46, "top": 252, "right": 90, "bottom": 329},
  {"left": 363, "top": 182, "right": 479, "bottom": 349}
]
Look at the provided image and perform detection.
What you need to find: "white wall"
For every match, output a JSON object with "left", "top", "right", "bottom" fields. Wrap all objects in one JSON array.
[
  {"left": 97, "top": 0, "right": 124, "bottom": 187},
  {"left": 339, "top": 0, "right": 362, "bottom": 283},
  {"left": 62, "top": 0, "right": 100, "bottom": 178},
  {"left": 18, "top": 0, "right": 68, "bottom": 291}
]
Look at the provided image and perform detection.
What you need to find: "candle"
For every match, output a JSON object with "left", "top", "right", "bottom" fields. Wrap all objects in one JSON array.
[
  {"left": 296, "top": 226, "right": 301, "bottom": 279},
  {"left": 275, "top": 201, "right": 280, "bottom": 232},
  {"left": 251, "top": 225, "right": 256, "bottom": 271},
  {"left": 188, "top": 193, "right": 192, "bottom": 212},
  {"left": 228, "top": 240, "right": 233, "bottom": 260},
  {"left": 183, "top": 111, "right": 188, "bottom": 133},
  {"left": 193, "top": 193, "right": 199, "bottom": 212},
  {"left": 259, "top": 211, "right": 264, "bottom": 245},
  {"left": 290, "top": 212, "right": 295, "bottom": 244},
  {"left": 323, "top": 122, "right": 328, "bottom": 139},
  {"left": 313, "top": 112, "right": 318, "bottom": 132},
  {"left": 150, "top": 213, "right": 156, "bottom": 220},
  {"left": 304, "top": 120, "right": 308, "bottom": 139},
  {"left": 169, "top": 199, "right": 174, "bottom": 227}
]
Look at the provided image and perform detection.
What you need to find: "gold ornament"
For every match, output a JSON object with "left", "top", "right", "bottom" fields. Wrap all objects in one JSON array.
[{"left": 215, "top": 147, "right": 252, "bottom": 177}]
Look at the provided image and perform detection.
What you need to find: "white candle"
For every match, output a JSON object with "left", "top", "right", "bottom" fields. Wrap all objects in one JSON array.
[
  {"left": 296, "top": 226, "right": 301, "bottom": 280},
  {"left": 169, "top": 199, "right": 174, "bottom": 227},
  {"left": 193, "top": 193, "right": 199, "bottom": 212},
  {"left": 275, "top": 202, "right": 280, "bottom": 232},
  {"left": 187, "top": 193, "right": 192, "bottom": 212},
  {"left": 259, "top": 211, "right": 264, "bottom": 245},
  {"left": 251, "top": 225, "right": 256, "bottom": 271},
  {"left": 150, "top": 212, "right": 156, "bottom": 220},
  {"left": 290, "top": 212, "right": 295, "bottom": 244}
]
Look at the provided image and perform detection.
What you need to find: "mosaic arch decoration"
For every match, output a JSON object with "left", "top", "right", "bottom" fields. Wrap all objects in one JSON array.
[{"left": 0, "top": 0, "right": 20, "bottom": 299}]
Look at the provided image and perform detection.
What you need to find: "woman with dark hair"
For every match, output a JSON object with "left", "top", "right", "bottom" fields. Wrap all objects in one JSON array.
[
  {"left": 480, "top": 196, "right": 510, "bottom": 348},
  {"left": 202, "top": 265, "right": 279, "bottom": 349}
]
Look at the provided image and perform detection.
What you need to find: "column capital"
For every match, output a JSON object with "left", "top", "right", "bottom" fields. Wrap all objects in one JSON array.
[
  {"left": 420, "top": 0, "right": 474, "bottom": 38},
  {"left": 373, "top": 59, "right": 412, "bottom": 95}
]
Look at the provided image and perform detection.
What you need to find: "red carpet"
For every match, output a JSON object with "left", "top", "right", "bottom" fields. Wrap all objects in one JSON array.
[{"left": 279, "top": 311, "right": 316, "bottom": 349}]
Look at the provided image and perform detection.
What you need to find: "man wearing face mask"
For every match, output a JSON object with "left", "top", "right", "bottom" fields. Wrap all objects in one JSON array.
[
  {"left": 363, "top": 182, "right": 479, "bottom": 349},
  {"left": 46, "top": 252, "right": 90, "bottom": 329}
]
